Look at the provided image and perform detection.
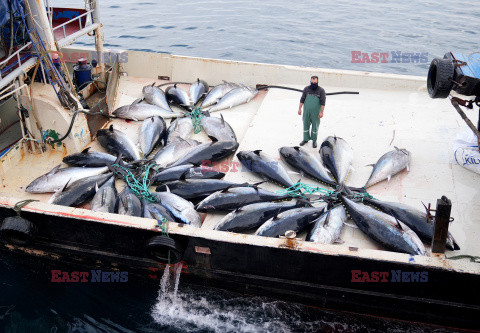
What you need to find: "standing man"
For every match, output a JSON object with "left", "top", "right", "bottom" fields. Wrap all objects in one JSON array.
[{"left": 298, "top": 76, "right": 326, "bottom": 148}]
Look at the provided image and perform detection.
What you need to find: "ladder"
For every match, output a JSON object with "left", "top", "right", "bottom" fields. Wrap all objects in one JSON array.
[{"left": 16, "top": 0, "right": 75, "bottom": 107}]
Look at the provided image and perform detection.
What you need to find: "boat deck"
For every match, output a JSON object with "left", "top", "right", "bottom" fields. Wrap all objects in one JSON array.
[{"left": 0, "top": 61, "right": 479, "bottom": 258}]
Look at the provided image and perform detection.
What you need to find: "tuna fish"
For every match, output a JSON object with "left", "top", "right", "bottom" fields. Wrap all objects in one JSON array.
[
  {"left": 165, "top": 84, "right": 191, "bottom": 107},
  {"left": 26, "top": 165, "right": 109, "bottom": 193},
  {"left": 156, "top": 179, "right": 248, "bottom": 200},
  {"left": 142, "top": 199, "right": 176, "bottom": 221},
  {"left": 140, "top": 116, "right": 167, "bottom": 157},
  {"left": 196, "top": 185, "right": 292, "bottom": 212},
  {"left": 152, "top": 139, "right": 201, "bottom": 168},
  {"left": 319, "top": 136, "right": 354, "bottom": 184},
  {"left": 170, "top": 139, "right": 239, "bottom": 167},
  {"left": 201, "top": 114, "right": 237, "bottom": 142},
  {"left": 255, "top": 204, "right": 327, "bottom": 238},
  {"left": 49, "top": 173, "right": 113, "bottom": 207},
  {"left": 190, "top": 79, "right": 209, "bottom": 105},
  {"left": 213, "top": 201, "right": 303, "bottom": 232},
  {"left": 151, "top": 164, "right": 224, "bottom": 184},
  {"left": 340, "top": 195, "right": 427, "bottom": 256},
  {"left": 142, "top": 83, "right": 172, "bottom": 111},
  {"left": 90, "top": 176, "right": 118, "bottom": 213},
  {"left": 97, "top": 125, "right": 141, "bottom": 161},
  {"left": 153, "top": 190, "right": 202, "bottom": 227},
  {"left": 201, "top": 82, "right": 239, "bottom": 109},
  {"left": 208, "top": 86, "right": 258, "bottom": 112},
  {"left": 363, "top": 197, "right": 459, "bottom": 250},
  {"left": 306, "top": 205, "right": 347, "bottom": 244},
  {"left": 364, "top": 147, "right": 411, "bottom": 188},
  {"left": 63, "top": 147, "right": 117, "bottom": 167},
  {"left": 279, "top": 146, "right": 335, "bottom": 187},
  {"left": 113, "top": 99, "right": 183, "bottom": 120},
  {"left": 237, "top": 150, "right": 294, "bottom": 188},
  {"left": 166, "top": 117, "right": 193, "bottom": 144},
  {"left": 117, "top": 187, "right": 142, "bottom": 217}
]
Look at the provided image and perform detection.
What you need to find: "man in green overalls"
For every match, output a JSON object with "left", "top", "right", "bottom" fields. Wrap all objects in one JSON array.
[{"left": 298, "top": 76, "right": 326, "bottom": 148}]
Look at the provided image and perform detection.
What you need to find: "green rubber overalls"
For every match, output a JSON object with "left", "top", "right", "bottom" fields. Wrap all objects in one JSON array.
[{"left": 303, "top": 94, "right": 321, "bottom": 142}]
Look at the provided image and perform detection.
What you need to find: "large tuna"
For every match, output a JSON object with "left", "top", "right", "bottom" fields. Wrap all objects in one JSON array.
[
  {"left": 97, "top": 125, "right": 141, "bottom": 161},
  {"left": 151, "top": 164, "right": 224, "bottom": 184},
  {"left": 201, "top": 114, "right": 237, "bottom": 142},
  {"left": 201, "top": 82, "right": 239, "bottom": 109},
  {"left": 26, "top": 165, "right": 109, "bottom": 193},
  {"left": 364, "top": 147, "right": 411, "bottom": 188},
  {"left": 166, "top": 117, "right": 193, "bottom": 144},
  {"left": 255, "top": 204, "right": 327, "bottom": 238},
  {"left": 63, "top": 147, "right": 116, "bottom": 167},
  {"left": 170, "top": 139, "right": 239, "bottom": 167},
  {"left": 49, "top": 173, "right": 113, "bottom": 207},
  {"left": 208, "top": 86, "right": 258, "bottom": 112},
  {"left": 306, "top": 205, "right": 347, "bottom": 244},
  {"left": 340, "top": 195, "right": 427, "bottom": 256},
  {"left": 319, "top": 136, "right": 354, "bottom": 184},
  {"left": 142, "top": 199, "right": 176, "bottom": 221},
  {"left": 142, "top": 83, "right": 172, "bottom": 111},
  {"left": 140, "top": 116, "right": 166, "bottom": 157},
  {"left": 156, "top": 179, "right": 248, "bottom": 200},
  {"left": 190, "top": 79, "right": 209, "bottom": 105},
  {"left": 363, "top": 197, "right": 459, "bottom": 250},
  {"left": 113, "top": 99, "right": 182, "bottom": 120},
  {"left": 117, "top": 187, "right": 142, "bottom": 217},
  {"left": 213, "top": 201, "right": 303, "bottom": 232},
  {"left": 237, "top": 150, "right": 294, "bottom": 188},
  {"left": 90, "top": 176, "right": 118, "bottom": 213},
  {"left": 165, "top": 84, "right": 191, "bottom": 107},
  {"left": 279, "top": 146, "right": 335, "bottom": 187},
  {"left": 153, "top": 190, "right": 201, "bottom": 227},
  {"left": 152, "top": 139, "right": 201, "bottom": 168},
  {"left": 196, "top": 185, "right": 292, "bottom": 212}
]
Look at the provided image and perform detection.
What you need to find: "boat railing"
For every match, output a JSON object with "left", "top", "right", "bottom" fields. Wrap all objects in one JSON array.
[
  {"left": 52, "top": 9, "right": 94, "bottom": 40},
  {"left": 0, "top": 42, "right": 33, "bottom": 81}
]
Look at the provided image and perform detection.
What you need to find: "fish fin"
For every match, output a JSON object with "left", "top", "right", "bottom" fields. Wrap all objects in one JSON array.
[
  {"left": 202, "top": 110, "right": 211, "bottom": 117},
  {"left": 61, "top": 179, "right": 72, "bottom": 192},
  {"left": 334, "top": 238, "right": 345, "bottom": 244},
  {"left": 109, "top": 124, "right": 114, "bottom": 132},
  {"left": 387, "top": 175, "right": 391, "bottom": 182},
  {"left": 394, "top": 146, "right": 399, "bottom": 151},
  {"left": 208, "top": 135, "right": 218, "bottom": 142},
  {"left": 179, "top": 170, "right": 189, "bottom": 181},
  {"left": 220, "top": 114, "right": 225, "bottom": 126},
  {"left": 95, "top": 182, "right": 99, "bottom": 192},
  {"left": 253, "top": 150, "right": 262, "bottom": 155},
  {"left": 165, "top": 185, "right": 170, "bottom": 193},
  {"left": 365, "top": 163, "right": 375, "bottom": 167},
  {"left": 406, "top": 164, "right": 410, "bottom": 172},
  {"left": 170, "top": 117, "right": 177, "bottom": 125},
  {"left": 131, "top": 98, "right": 142, "bottom": 106},
  {"left": 293, "top": 146, "right": 301, "bottom": 151},
  {"left": 81, "top": 147, "right": 91, "bottom": 154},
  {"left": 48, "top": 164, "right": 62, "bottom": 175},
  {"left": 221, "top": 185, "right": 233, "bottom": 193},
  {"left": 324, "top": 211, "right": 331, "bottom": 226},
  {"left": 151, "top": 82, "right": 155, "bottom": 87},
  {"left": 394, "top": 217, "right": 403, "bottom": 231},
  {"left": 287, "top": 171, "right": 301, "bottom": 175}
]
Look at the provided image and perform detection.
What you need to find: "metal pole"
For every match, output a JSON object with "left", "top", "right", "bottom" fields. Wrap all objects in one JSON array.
[
  {"left": 451, "top": 99, "right": 480, "bottom": 149},
  {"left": 431, "top": 196, "right": 452, "bottom": 254},
  {"left": 90, "top": 0, "right": 106, "bottom": 87}
]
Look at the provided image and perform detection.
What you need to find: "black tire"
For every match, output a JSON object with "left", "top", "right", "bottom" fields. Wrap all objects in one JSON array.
[
  {"left": 0, "top": 216, "right": 36, "bottom": 245},
  {"left": 146, "top": 235, "right": 183, "bottom": 264},
  {"left": 427, "top": 58, "right": 454, "bottom": 98}
]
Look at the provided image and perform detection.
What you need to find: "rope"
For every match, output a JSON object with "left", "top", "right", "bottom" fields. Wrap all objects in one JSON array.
[
  {"left": 112, "top": 162, "right": 158, "bottom": 202},
  {"left": 190, "top": 107, "right": 203, "bottom": 134},
  {"left": 13, "top": 199, "right": 38, "bottom": 216},
  {"left": 155, "top": 217, "right": 171, "bottom": 265},
  {"left": 446, "top": 255, "right": 480, "bottom": 263},
  {"left": 352, "top": 190, "right": 375, "bottom": 201},
  {"left": 277, "top": 182, "right": 334, "bottom": 199}
]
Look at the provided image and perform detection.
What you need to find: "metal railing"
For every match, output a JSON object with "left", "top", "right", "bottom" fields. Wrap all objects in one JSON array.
[
  {"left": 0, "top": 42, "right": 33, "bottom": 80},
  {"left": 52, "top": 10, "right": 94, "bottom": 40}
]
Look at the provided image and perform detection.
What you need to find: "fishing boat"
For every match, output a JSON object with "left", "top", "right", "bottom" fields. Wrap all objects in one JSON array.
[{"left": 0, "top": 1, "right": 479, "bottom": 330}]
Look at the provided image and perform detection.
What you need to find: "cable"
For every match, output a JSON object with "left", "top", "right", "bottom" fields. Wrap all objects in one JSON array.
[
  {"left": 257, "top": 85, "right": 359, "bottom": 95},
  {"left": 49, "top": 109, "right": 115, "bottom": 144}
]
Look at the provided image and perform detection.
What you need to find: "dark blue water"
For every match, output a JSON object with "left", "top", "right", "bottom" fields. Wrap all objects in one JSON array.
[
  {"left": 66, "top": 0, "right": 478, "bottom": 76},
  {"left": 0, "top": 258, "right": 461, "bottom": 332},
  {"left": 3, "top": 1, "right": 477, "bottom": 331}
]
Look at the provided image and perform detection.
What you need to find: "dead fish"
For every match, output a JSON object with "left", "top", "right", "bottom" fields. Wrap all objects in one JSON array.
[
  {"left": 306, "top": 205, "right": 347, "bottom": 244},
  {"left": 201, "top": 113, "right": 237, "bottom": 142},
  {"left": 165, "top": 84, "right": 191, "bottom": 107},
  {"left": 117, "top": 187, "right": 142, "bottom": 217},
  {"left": 319, "top": 136, "right": 354, "bottom": 184},
  {"left": 90, "top": 176, "right": 118, "bottom": 213},
  {"left": 190, "top": 79, "right": 209, "bottom": 105},
  {"left": 142, "top": 83, "right": 173, "bottom": 111},
  {"left": 364, "top": 147, "right": 411, "bottom": 188},
  {"left": 140, "top": 116, "right": 166, "bottom": 157},
  {"left": 97, "top": 125, "right": 141, "bottom": 161},
  {"left": 201, "top": 81, "right": 239, "bottom": 109},
  {"left": 166, "top": 117, "right": 193, "bottom": 145},
  {"left": 208, "top": 86, "right": 258, "bottom": 112},
  {"left": 113, "top": 99, "right": 183, "bottom": 120},
  {"left": 63, "top": 147, "right": 116, "bottom": 167},
  {"left": 152, "top": 138, "right": 202, "bottom": 168}
]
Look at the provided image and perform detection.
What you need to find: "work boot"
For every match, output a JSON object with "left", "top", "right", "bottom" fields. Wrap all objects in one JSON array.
[
  {"left": 299, "top": 140, "right": 307, "bottom": 146},
  {"left": 312, "top": 142, "right": 317, "bottom": 148}
]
